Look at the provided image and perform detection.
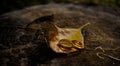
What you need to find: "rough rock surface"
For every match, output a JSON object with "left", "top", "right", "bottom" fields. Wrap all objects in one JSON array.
[{"left": 0, "top": 3, "right": 120, "bottom": 66}]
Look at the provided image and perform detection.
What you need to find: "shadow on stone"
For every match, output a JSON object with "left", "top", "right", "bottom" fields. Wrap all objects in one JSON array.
[{"left": 28, "top": 42, "right": 67, "bottom": 66}]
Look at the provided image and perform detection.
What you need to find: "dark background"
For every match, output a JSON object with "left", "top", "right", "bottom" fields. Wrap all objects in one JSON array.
[{"left": 0, "top": 0, "right": 120, "bottom": 15}]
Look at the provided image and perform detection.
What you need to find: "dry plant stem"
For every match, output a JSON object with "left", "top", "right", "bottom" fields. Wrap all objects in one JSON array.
[
  {"left": 95, "top": 46, "right": 120, "bottom": 61},
  {"left": 96, "top": 52, "right": 105, "bottom": 59},
  {"left": 96, "top": 52, "right": 120, "bottom": 61},
  {"left": 95, "top": 46, "right": 120, "bottom": 51},
  {"left": 79, "top": 22, "right": 90, "bottom": 30},
  {"left": 95, "top": 46, "right": 105, "bottom": 52},
  {"left": 102, "top": 53, "right": 120, "bottom": 61}
]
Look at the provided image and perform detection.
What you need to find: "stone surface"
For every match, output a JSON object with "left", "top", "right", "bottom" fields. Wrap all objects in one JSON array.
[{"left": 0, "top": 3, "right": 120, "bottom": 66}]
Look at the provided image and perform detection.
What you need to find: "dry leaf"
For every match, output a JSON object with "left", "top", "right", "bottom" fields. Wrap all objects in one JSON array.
[{"left": 49, "top": 22, "right": 90, "bottom": 53}]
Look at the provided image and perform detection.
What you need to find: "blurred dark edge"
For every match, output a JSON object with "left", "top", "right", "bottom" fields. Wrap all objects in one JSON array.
[{"left": 0, "top": 0, "right": 120, "bottom": 15}]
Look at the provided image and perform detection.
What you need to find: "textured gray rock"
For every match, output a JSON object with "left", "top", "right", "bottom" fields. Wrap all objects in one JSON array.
[{"left": 0, "top": 3, "right": 120, "bottom": 66}]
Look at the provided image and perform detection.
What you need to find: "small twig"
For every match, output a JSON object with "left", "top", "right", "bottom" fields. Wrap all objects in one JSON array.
[
  {"left": 95, "top": 46, "right": 105, "bottom": 52},
  {"left": 102, "top": 53, "right": 120, "bottom": 61},
  {"left": 96, "top": 52, "right": 105, "bottom": 59},
  {"left": 79, "top": 22, "right": 90, "bottom": 30},
  {"left": 96, "top": 52, "right": 120, "bottom": 61},
  {"left": 95, "top": 46, "right": 120, "bottom": 61},
  {"left": 95, "top": 46, "right": 120, "bottom": 51}
]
